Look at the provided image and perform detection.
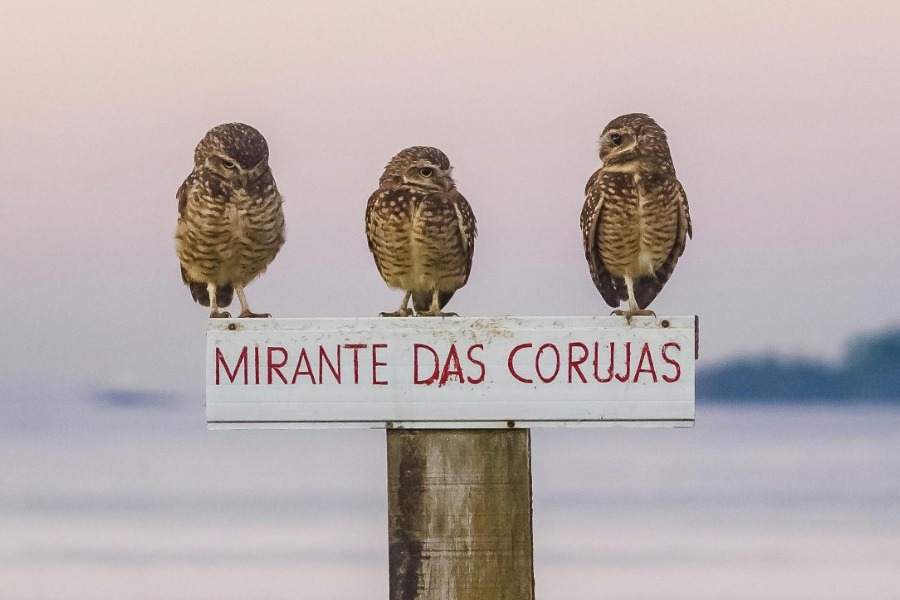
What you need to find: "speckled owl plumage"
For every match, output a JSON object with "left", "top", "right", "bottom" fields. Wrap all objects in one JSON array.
[
  {"left": 365, "top": 146, "right": 477, "bottom": 317},
  {"left": 175, "top": 123, "right": 285, "bottom": 318},
  {"left": 581, "top": 113, "right": 692, "bottom": 318}
]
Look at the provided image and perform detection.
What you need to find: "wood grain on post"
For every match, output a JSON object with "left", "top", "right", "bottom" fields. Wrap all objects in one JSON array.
[{"left": 387, "top": 429, "right": 534, "bottom": 600}]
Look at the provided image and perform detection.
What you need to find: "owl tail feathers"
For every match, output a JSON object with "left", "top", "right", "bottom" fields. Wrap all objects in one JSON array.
[
  {"left": 596, "top": 271, "right": 629, "bottom": 309},
  {"left": 633, "top": 274, "right": 664, "bottom": 311},
  {"left": 181, "top": 266, "right": 233, "bottom": 308},
  {"left": 188, "top": 282, "right": 234, "bottom": 308},
  {"left": 412, "top": 291, "right": 455, "bottom": 314}
]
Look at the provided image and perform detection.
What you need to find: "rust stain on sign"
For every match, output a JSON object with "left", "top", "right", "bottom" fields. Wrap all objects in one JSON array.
[{"left": 465, "top": 317, "right": 516, "bottom": 344}]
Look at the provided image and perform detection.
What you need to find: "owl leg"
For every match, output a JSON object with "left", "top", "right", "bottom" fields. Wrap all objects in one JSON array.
[
  {"left": 380, "top": 292, "right": 413, "bottom": 317},
  {"left": 611, "top": 276, "right": 656, "bottom": 321},
  {"left": 207, "top": 283, "right": 231, "bottom": 319},
  {"left": 417, "top": 290, "right": 457, "bottom": 318},
  {"left": 236, "top": 285, "right": 271, "bottom": 318}
]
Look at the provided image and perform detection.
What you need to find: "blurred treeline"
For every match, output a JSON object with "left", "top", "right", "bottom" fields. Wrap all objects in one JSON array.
[{"left": 698, "top": 328, "right": 900, "bottom": 401}]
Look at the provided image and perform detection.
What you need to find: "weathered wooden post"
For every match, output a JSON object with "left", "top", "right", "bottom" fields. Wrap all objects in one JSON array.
[
  {"left": 387, "top": 429, "right": 534, "bottom": 600},
  {"left": 206, "top": 315, "right": 696, "bottom": 598}
]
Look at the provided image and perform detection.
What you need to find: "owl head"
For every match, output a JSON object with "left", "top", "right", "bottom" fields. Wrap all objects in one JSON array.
[
  {"left": 193, "top": 123, "right": 271, "bottom": 185},
  {"left": 599, "top": 113, "right": 673, "bottom": 167},
  {"left": 379, "top": 146, "right": 455, "bottom": 192}
]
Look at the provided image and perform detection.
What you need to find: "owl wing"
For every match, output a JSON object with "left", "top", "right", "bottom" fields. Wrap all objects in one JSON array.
[
  {"left": 681, "top": 180, "right": 693, "bottom": 240},
  {"left": 176, "top": 172, "right": 196, "bottom": 218},
  {"left": 176, "top": 174, "right": 195, "bottom": 288},
  {"left": 175, "top": 172, "right": 233, "bottom": 308},
  {"left": 581, "top": 169, "right": 627, "bottom": 307},
  {"left": 365, "top": 187, "right": 393, "bottom": 282},
  {"left": 410, "top": 188, "right": 477, "bottom": 313},
  {"left": 449, "top": 189, "right": 478, "bottom": 285},
  {"left": 633, "top": 178, "right": 692, "bottom": 309}
]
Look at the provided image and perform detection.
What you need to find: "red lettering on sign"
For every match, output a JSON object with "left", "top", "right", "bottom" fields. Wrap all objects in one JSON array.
[
  {"left": 439, "top": 344, "right": 464, "bottom": 386},
  {"left": 344, "top": 344, "right": 367, "bottom": 384},
  {"left": 508, "top": 343, "right": 533, "bottom": 384},
  {"left": 318, "top": 345, "right": 341, "bottom": 383},
  {"left": 593, "top": 342, "right": 614, "bottom": 383},
  {"left": 414, "top": 344, "right": 440, "bottom": 385},
  {"left": 568, "top": 342, "right": 589, "bottom": 383},
  {"left": 661, "top": 342, "right": 682, "bottom": 383},
  {"left": 535, "top": 343, "right": 561, "bottom": 383},
  {"left": 267, "top": 347, "right": 289, "bottom": 384},
  {"left": 466, "top": 344, "right": 486, "bottom": 384},
  {"left": 215, "top": 346, "right": 248, "bottom": 384},
  {"left": 289, "top": 348, "right": 316, "bottom": 384},
  {"left": 634, "top": 343, "right": 658, "bottom": 383},
  {"left": 614, "top": 342, "right": 631, "bottom": 383},
  {"left": 215, "top": 336, "right": 686, "bottom": 390},
  {"left": 372, "top": 344, "right": 388, "bottom": 386}
]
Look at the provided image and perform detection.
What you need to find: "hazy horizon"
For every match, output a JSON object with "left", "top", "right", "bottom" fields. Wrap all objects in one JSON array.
[{"left": 3, "top": 395, "right": 899, "bottom": 599}]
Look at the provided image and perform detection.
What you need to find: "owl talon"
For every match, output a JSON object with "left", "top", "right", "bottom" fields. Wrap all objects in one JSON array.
[
  {"left": 380, "top": 308, "right": 412, "bottom": 317},
  {"left": 239, "top": 310, "right": 271, "bottom": 318},
  {"left": 209, "top": 310, "right": 232, "bottom": 319},
  {"left": 611, "top": 308, "right": 656, "bottom": 323},
  {"left": 416, "top": 310, "right": 458, "bottom": 317}
]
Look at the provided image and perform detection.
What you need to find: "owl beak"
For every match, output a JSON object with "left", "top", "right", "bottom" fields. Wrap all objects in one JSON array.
[
  {"left": 598, "top": 141, "right": 610, "bottom": 159},
  {"left": 440, "top": 170, "right": 454, "bottom": 191}
]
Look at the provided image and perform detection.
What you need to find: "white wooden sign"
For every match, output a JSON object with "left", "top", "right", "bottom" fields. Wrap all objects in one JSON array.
[{"left": 206, "top": 316, "right": 697, "bottom": 429}]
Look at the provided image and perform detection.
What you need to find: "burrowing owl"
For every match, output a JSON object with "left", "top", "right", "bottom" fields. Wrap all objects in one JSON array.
[
  {"left": 581, "top": 113, "right": 692, "bottom": 319},
  {"left": 365, "top": 146, "right": 477, "bottom": 317},
  {"left": 175, "top": 123, "right": 285, "bottom": 318}
]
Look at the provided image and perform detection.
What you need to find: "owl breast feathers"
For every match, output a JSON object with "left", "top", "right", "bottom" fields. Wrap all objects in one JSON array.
[
  {"left": 365, "top": 146, "right": 477, "bottom": 317},
  {"left": 175, "top": 123, "right": 285, "bottom": 319},
  {"left": 581, "top": 113, "right": 692, "bottom": 315}
]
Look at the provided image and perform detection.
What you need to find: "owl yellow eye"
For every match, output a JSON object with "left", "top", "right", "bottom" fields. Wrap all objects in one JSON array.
[
  {"left": 419, "top": 167, "right": 434, "bottom": 178},
  {"left": 610, "top": 133, "right": 624, "bottom": 146},
  {"left": 222, "top": 160, "right": 236, "bottom": 170}
]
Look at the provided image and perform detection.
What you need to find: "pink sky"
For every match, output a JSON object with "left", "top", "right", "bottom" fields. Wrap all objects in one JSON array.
[{"left": 2, "top": 1, "right": 899, "bottom": 393}]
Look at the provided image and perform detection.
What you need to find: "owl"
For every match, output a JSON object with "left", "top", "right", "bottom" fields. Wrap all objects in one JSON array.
[
  {"left": 581, "top": 113, "right": 692, "bottom": 319},
  {"left": 175, "top": 123, "right": 285, "bottom": 318},
  {"left": 365, "top": 146, "right": 477, "bottom": 317}
]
